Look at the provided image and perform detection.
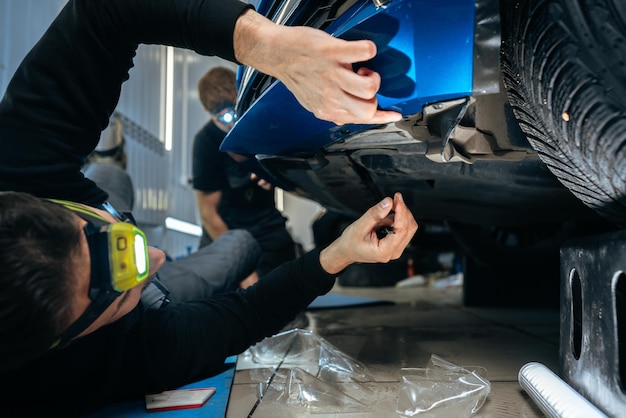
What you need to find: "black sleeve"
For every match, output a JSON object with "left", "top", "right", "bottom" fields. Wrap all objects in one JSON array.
[
  {"left": 0, "top": 0, "right": 252, "bottom": 204},
  {"left": 192, "top": 123, "right": 228, "bottom": 193},
  {"left": 141, "top": 248, "right": 338, "bottom": 391}
]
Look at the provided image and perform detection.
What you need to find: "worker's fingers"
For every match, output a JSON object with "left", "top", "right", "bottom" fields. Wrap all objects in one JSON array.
[
  {"left": 312, "top": 64, "right": 402, "bottom": 125},
  {"left": 332, "top": 39, "right": 378, "bottom": 67},
  {"left": 376, "top": 193, "right": 418, "bottom": 260},
  {"left": 361, "top": 196, "right": 394, "bottom": 231},
  {"left": 319, "top": 193, "right": 417, "bottom": 274}
]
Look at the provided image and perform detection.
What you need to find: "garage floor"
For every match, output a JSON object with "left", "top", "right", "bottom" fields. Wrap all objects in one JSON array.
[{"left": 225, "top": 278, "right": 559, "bottom": 417}]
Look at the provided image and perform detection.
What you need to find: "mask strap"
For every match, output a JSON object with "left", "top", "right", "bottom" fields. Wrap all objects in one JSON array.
[{"left": 44, "top": 199, "right": 110, "bottom": 227}]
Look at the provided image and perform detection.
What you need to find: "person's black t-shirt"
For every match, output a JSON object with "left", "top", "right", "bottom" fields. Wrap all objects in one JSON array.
[{"left": 192, "top": 121, "right": 287, "bottom": 237}]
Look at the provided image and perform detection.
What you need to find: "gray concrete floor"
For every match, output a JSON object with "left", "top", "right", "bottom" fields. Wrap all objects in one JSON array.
[{"left": 226, "top": 281, "right": 558, "bottom": 417}]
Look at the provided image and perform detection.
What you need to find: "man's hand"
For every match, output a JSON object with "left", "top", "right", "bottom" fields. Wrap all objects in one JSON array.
[
  {"left": 233, "top": 9, "right": 403, "bottom": 126},
  {"left": 250, "top": 173, "right": 272, "bottom": 191},
  {"left": 239, "top": 271, "right": 260, "bottom": 289},
  {"left": 319, "top": 193, "right": 418, "bottom": 274}
]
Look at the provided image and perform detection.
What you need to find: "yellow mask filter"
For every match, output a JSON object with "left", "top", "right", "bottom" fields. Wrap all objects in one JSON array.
[
  {"left": 45, "top": 199, "right": 150, "bottom": 295},
  {"left": 106, "top": 222, "right": 149, "bottom": 291}
]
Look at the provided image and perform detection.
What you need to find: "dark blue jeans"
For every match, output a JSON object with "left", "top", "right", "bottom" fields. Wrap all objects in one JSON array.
[
  {"left": 155, "top": 229, "right": 261, "bottom": 304},
  {"left": 200, "top": 226, "right": 296, "bottom": 277}
]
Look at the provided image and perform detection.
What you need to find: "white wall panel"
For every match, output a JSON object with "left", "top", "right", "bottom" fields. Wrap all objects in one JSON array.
[
  {"left": 115, "top": 45, "right": 236, "bottom": 257},
  {"left": 118, "top": 45, "right": 164, "bottom": 140}
]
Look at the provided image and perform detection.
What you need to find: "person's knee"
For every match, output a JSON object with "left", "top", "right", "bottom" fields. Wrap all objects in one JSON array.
[
  {"left": 221, "top": 229, "right": 261, "bottom": 259},
  {"left": 224, "top": 228, "right": 253, "bottom": 238}
]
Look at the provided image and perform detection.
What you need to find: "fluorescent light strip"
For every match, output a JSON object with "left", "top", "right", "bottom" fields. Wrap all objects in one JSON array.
[
  {"left": 518, "top": 362, "right": 608, "bottom": 418},
  {"left": 164, "top": 46, "right": 174, "bottom": 151},
  {"left": 165, "top": 217, "right": 202, "bottom": 237}
]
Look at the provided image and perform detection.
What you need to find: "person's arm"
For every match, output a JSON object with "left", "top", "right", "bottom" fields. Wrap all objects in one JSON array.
[
  {"left": 0, "top": 0, "right": 401, "bottom": 202},
  {"left": 232, "top": 9, "right": 403, "bottom": 126},
  {"left": 194, "top": 189, "right": 229, "bottom": 240},
  {"left": 193, "top": 187, "right": 260, "bottom": 288},
  {"left": 0, "top": 0, "right": 252, "bottom": 202},
  {"left": 142, "top": 192, "right": 417, "bottom": 387}
]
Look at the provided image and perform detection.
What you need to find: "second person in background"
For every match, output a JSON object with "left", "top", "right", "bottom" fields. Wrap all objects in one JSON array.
[{"left": 192, "top": 66, "right": 298, "bottom": 278}]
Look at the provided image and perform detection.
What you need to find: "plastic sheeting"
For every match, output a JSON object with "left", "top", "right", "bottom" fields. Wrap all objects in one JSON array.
[{"left": 240, "top": 329, "right": 490, "bottom": 417}]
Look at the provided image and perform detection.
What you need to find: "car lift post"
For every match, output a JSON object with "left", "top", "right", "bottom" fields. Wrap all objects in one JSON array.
[{"left": 558, "top": 228, "right": 626, "bottom": 417}]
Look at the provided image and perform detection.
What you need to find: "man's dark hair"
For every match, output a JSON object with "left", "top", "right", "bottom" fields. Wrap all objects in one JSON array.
[{"left": 0, "top": 192, "right": 82, "bottom": 371}]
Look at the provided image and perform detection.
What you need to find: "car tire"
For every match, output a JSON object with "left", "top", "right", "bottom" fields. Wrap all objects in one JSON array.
[{"left": 500, "top": 0, "right": 626, "bottom": 227}]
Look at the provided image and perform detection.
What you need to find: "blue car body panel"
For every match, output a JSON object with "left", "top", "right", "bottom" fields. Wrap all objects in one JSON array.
[{"left": 221, "top": 0, "right": 476, "bottom": 156}]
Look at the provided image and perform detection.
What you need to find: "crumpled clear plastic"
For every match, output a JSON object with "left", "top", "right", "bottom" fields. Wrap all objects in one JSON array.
[
  {"left": 396, "top": 354, "right": 491, "bottom": 417},
  {"left": 243, "top": 330, "right": 490, "bottom": 417},
  {"left": 245, "top": 329, "right": 377, "bottom": 415}
]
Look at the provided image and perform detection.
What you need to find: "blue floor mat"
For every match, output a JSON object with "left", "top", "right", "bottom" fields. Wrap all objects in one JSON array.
[
  {"left": 86, "top": 296, "right": 390, "bottom": 416},
  {"left": 86, "top": 356, "right": 237, "bottom": 417}
]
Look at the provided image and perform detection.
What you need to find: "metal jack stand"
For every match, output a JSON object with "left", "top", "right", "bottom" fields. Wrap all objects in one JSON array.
[{"left": 560, "top": 228, "right": 626, "bottom": 417}]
